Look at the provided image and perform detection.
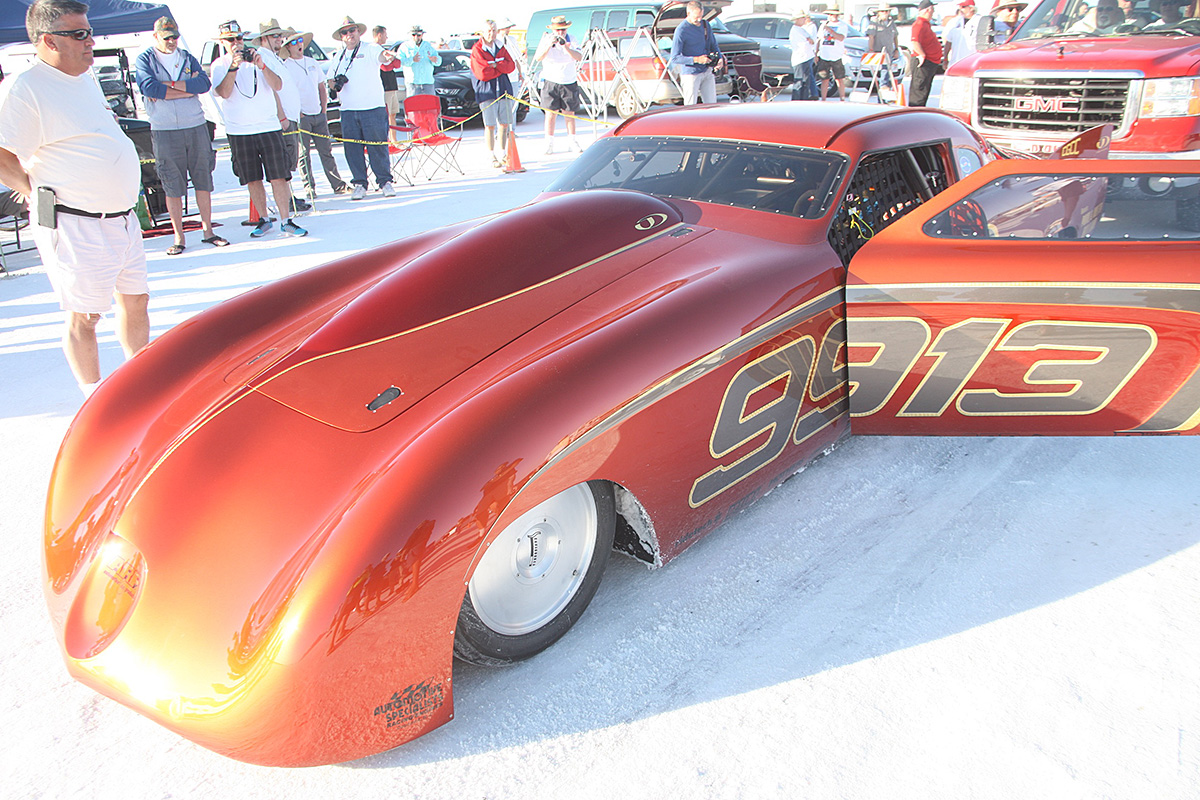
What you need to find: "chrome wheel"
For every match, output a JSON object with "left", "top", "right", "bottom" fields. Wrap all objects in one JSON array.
[{"left": 455, "top": 481, "right": 615, "bottom": 665}]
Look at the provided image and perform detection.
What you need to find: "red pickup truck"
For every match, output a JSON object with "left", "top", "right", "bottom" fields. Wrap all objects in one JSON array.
[{"left": 939, "top": 0, "right": 1200, "bottom": 158}]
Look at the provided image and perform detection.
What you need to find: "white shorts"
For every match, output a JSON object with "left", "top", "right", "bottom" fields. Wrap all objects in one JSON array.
[{"left": 33, "top": 212, "right": 148, "bottom": 314}]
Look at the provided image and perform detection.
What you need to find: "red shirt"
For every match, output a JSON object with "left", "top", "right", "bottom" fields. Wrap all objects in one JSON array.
[{"left": 912, "top": 16, "right": 943, "bottom": 65}]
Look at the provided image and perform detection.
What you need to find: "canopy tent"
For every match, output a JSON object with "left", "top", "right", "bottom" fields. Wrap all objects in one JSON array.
[{"left": 1, "top": 0, "right": 173, "bottom": 46}]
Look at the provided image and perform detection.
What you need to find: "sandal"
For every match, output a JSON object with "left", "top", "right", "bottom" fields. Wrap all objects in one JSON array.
[
  {"left": 201, "top": 234, "right": 230, "bottom": 247},
  {"left": 167, "top": 243, "right": 185, "bottom": 256}
]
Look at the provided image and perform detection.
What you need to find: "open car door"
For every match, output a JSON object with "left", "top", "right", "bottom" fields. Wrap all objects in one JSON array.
[{"left": 845, "top": 158, "right": 1200, "bottom": 436}]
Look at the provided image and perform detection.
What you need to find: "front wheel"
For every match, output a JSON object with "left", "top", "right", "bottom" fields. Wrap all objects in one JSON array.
[
  {"left": 454, "top": 481, "right": 616, "bottom": 665},
  {"left": 613, "top": 84, "right": 643, "bottom": 119}
]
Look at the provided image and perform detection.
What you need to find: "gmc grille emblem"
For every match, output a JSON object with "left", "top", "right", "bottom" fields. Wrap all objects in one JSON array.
[{"left": 1013, "top": 96, "right": 1081, "bottom": 113}]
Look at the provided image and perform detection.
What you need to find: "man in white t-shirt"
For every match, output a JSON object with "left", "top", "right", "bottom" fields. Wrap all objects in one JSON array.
[
  {"left": 211, "top": 19, "right": 307, "bottom": 238},
  {"left": 0, "top": 0, "right": 148, "bottom": 395},
  {"left": 326, "top": 16, "right": 398, "bottom": 200},
  {"left": 280, "top": 28, "right": 348, "bottom": 197},
  {"left": 815, "top": 5, "right": 850, "bottom": 100},
  {"left": 789, "top": 10, "right": 818, "bottom": 101},
  {"left": 534, "top": 16, "right": 583, "bottom": 153},
  {"left": 253, "top": 19, "right": 310, "bottom": 213}
]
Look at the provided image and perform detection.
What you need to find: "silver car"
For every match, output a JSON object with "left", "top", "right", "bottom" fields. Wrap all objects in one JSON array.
[{"left": 725, "top": 12, "right": 871, "bottom": 89}]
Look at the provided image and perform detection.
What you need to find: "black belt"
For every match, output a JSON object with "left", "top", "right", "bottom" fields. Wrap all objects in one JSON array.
[{"left": 55, "top": 204, "right": 134, "bottom": 219}]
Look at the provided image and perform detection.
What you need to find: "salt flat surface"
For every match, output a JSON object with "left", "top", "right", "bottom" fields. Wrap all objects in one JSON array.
[{"left": 1, "top": 115, "right": 1196, "bottom": 800}]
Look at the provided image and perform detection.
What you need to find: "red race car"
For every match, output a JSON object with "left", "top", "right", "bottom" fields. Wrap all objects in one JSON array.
[{"left": 43, "top": 102, "right": 1200, "bottom": 766}]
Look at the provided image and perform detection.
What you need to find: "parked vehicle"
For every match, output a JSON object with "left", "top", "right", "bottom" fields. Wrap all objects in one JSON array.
[
  {"left": 725, "top": 11, "right": 873, "bottom": 88},
  {"left": 430, "top": 50, "right": 531, "bottom": 123},
  {"left": 939, "top": 0, "right": 1200, "bottom": 158}
]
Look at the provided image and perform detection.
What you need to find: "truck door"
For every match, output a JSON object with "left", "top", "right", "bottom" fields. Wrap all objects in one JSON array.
[{"left": 845, "top": 158, "right": 1200, "bottom": 436}]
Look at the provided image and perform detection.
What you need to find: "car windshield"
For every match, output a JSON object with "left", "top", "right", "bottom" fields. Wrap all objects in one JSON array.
[
  {"left": 1015, "top": 0, "right": 1200, "bottom": 39},
  {"left": 434, "top": 52, "right": 471, "bottom": 74},
  {"left": 546, "top": 137, "right": 847, "bottom": 219}
]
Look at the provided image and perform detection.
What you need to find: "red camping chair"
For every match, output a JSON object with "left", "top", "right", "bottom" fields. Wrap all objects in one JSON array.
[{"left": 389, "top": 94, "right": 468, "bottom": 182}]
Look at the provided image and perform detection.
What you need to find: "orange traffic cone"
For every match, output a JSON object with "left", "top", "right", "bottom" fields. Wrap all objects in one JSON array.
[
  {"left": 895, "top": 78, "right": 907, "bottom": 107},
  {"left": 503, "top": 131, "right": 525, "bottom": 174},
  {"left": 243, "top": 197, "right": 264, "bottom": 226}
]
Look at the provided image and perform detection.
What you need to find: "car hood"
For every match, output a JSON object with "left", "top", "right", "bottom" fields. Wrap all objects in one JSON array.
[
  {"left": 243, "top": 189, "right": 691, "bottom": 432},
  {"left": 963, "top": 35, "right": 1200, "bottom": 75}
]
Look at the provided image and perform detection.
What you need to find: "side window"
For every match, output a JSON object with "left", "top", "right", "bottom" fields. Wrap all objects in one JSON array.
[
  {"left": 591, "top": 11, "right": 606, "bottom": 30},
  {"left": 768, "top": 19, "right": 790, "bottom": 38},
  {"left": 744, "top": 18, "right": 775, "bottom": 38},
  {"left": 608, "top": 10, "right": 630, "bottom": 29},
  {"left": 635, "top": 10, "right": 656, "bottom": 27},
  {"left": 925, "top": 174, "right": 1200, "bottom": 240},
  {"left": 828, "top": 144, "right": 951, "bottom": 266},
  {"left": 725, "top": 20, "right": 748, "bottom": 35}
]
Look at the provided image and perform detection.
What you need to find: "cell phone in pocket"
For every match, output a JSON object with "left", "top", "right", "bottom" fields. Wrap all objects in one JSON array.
[{"left": 36, "top": 186, "right": 57, "bottom": 229}]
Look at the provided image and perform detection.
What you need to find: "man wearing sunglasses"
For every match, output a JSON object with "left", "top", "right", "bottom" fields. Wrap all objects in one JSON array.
[
  {"left": 134, "top": 17, "right": 226, "bottom": 254},
  {"left": 0, "top": 0, "right": 149, "bottom": 396},
  {"left": 212, "top": 19, "right": 308, "bottom": 238}
]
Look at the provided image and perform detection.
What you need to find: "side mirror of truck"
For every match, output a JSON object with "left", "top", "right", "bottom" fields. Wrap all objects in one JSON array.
[{"left": 976, "top": 15, "right": 997, "bottom": 49}]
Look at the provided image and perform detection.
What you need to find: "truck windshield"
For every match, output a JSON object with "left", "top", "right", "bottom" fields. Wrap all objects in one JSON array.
[{"left": 1015, "top": 0, "right": 1200, "bottom": 40}]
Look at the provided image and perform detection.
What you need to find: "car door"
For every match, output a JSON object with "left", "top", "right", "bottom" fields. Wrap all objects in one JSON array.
[{"left": 845, "top": 158, "right": 1200, "bottom": 436}]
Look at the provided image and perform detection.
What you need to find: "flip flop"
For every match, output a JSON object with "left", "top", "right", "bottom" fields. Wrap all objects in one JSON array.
[
  {"left": 167, "top": 243, "right": 185, "bottom": 256},
  {"left": 201, "top": 234, "right": 230, "bottom": 247}
]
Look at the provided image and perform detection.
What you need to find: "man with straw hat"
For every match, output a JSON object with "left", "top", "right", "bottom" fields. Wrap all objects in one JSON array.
[
  {"left": 327, "top": 16, "right": 397, "bottom": 200},
  {"left": 788, "top": 9, "right": 817, "bottom": 101},
  {"left": 252, "top": 18, "right": 309, "bottom": 212},
  {"left": 279, "top": 28, "right": 347, "bottom": 196},
  {"left": 533, "top": 15, "right": 583, "bottom": 153}
]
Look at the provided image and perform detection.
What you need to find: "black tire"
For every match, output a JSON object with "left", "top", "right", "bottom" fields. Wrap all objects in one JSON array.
[{"left": 454, "top": 481, "right": 616, "bottom": 666}]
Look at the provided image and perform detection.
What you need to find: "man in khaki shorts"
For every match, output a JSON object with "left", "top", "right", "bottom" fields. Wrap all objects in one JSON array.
[{"left": 0, "top": 0, "right": 149, "bottom": 395}]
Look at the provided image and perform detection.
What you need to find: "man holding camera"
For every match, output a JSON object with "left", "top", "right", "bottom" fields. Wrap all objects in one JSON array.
[
  {"left": 670, "top": 1, "right": 723, "bottom": 105},
  {"left": 534, "top": 16, "right": 583, "bottom": 153},
  {"left": 212, "top": 20, "right": 307, "bottom": 238},
  {"left": 327, "top": 16, "right": 397, "bottom": 201}
]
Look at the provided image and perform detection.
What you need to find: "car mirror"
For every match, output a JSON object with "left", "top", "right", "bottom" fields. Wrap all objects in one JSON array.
[{"left": 976, "top": 15, "right": 997, "bottom": 49}]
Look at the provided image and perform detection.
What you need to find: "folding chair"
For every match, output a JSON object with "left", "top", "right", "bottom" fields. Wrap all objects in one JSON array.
[{"left": 390, "top": 94, "right": 468, "bottom": 182}]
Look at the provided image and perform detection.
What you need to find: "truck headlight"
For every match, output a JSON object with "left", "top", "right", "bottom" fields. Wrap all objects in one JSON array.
[
  {"left": 939, "top": 75, "right": 973, "bottom": 113},
  {"left": 1140, "top": 77, "right": 1200, "bottom": 118}
]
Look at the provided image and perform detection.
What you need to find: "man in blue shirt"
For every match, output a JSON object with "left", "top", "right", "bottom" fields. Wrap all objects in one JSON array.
[
  {"left": 399, "top": 25, "right": 441, "bottom": 96},
  {"left": 670, "top": 1, "right": 723, "bottom": 105}
]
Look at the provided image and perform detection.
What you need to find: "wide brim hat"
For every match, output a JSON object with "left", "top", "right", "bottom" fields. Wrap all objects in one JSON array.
[
  {"left": 548, "top": 15, "right": 572, "bottom": 28},
  {"left": 332, "top": 16, "right": 367, "bottom": 40},
  {"left": 498, "top": 17, "right": 516, "bottom": 29},
  {"left": 992, "top": 0, "right": 1028, "bottom": 10},
  {"left": 280, "top": 27, "right": 313, "bottom": 56},
  {"left": 825, "top": 5, "right": 843, "bottom": 14},
  {"left": 410, "top": 25, "right": 425, "bottom": 34},
  {"left": 790, "top": 8, "right": 810, "bottom": 18},
  {"left": 252, "top": 18, "right": 285, "bottom": 39}
]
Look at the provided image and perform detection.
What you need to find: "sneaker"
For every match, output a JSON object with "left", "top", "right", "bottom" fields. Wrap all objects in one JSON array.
[
  {"left": 281, "top": 220, "right": 308, "bottom": 237},
  {"left": 250, "top": 219, "right": 272, "bottom": 238},
  {"left": 350, "top": 185, "right": 366, "bottom": 201},
  {"left": 291, "top": 197, "right": 312, "bottom": 213},
  {"left": 381, "top": 182, "right": 395, "bottom": 197},
  {"left": 545, "top": 140, "right": 555, "bottom": 155},
  {"left": 569, "top": 138, "right": 583, "bottom": 152},
  {"left": 334, "top": 184, "right": 353, "bottom": 195}
]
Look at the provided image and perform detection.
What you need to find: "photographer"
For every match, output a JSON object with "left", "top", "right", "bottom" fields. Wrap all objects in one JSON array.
[
  {"left": 326, "top": 16, "right": 397, "bottom": 200},
  {"left": 534, "top": 15, "right": 583, "bottom": 153},
  {"left": 212, "top": 20, "right": 307, "bottom": 238},
  {"left": 669, "top": 1, "right": 724, "bottom": 106}
]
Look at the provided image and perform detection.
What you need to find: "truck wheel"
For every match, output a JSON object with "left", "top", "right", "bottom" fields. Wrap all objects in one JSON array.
[{"left": 614, "top": 84, "right": 642, "bottom": 119}]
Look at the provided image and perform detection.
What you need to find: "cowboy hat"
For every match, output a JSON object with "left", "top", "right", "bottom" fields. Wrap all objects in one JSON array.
[
  {"left": 332, "top": 16, "right": 367, "bottom": 40},
  {"left": 252, "top": 18, "right": 285, "bottom": 39},
  {"left": 548, "top": 15, "right": 572, "bottom": 28},
  {"left": 279, "top": 27, "right": 313, "bottom": 56}
]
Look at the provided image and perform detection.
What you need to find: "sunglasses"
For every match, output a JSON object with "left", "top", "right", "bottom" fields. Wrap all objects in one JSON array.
[
  {"left": 46, "top": 27, "right": 92, "bottom": 40},
  {"left": 161, "top": 34, "right": 180, "bottom": 40},
  {"left": 286, "top": 38, "right": 303, "bottom": 46},
  {"left": 339, "top": 28, "right": 357, "bottom": 36}
]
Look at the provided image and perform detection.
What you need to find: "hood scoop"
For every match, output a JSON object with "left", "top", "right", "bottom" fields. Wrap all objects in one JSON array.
[{"left": 249, "top": 190, "right": 687, "bottom": 431}]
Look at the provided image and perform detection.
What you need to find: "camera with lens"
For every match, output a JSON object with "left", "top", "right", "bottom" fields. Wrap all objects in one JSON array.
[
  {"left": 554, "top": 34, "right": 567, "bottom": 45},
  {"left": 239, "top": 46, "right": 257, "bottom": 63},
  {"left": 329, "top": 73, "right": 350, "bottom": 99}
]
